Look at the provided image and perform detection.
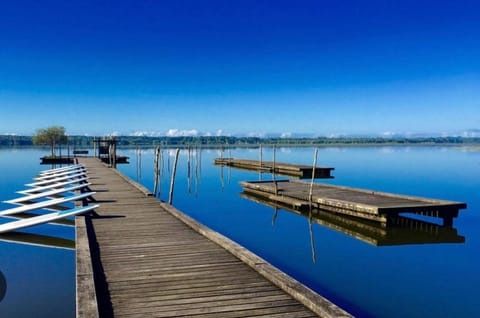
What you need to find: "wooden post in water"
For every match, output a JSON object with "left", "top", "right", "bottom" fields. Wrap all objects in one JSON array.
[
  {"left": 112, "top": 136, "right": 116, "bottom": 168},
  {"left": 114, "top": 137, "right": 117, "bottom": 168},
  {"left": 136, "top": 147, "right": 142, "bottom": 181},
  {"left": 153, "top": 147, "right": 160, "bottom": 196},
  {"left": 220, "top": 147, "right": 225, "bottom": 191},
  {"left": 108, "top": 143, "right": 112, "bottom": 168},
  {"left": 227, "top": 145, "right": 232, "bottom": 184},
  {"left": 259, "top": 144, "right": 263, "bottom": 181},
  {"left": 308, "top": 148, "right": 319, "bottom": 204},
  {"left": 195, "top": 145, "right": 201, "bottom": 197},
  {"left": 272, "top": 145, "right": 277, "bottom": 195},
  {"left": 187, "top": 146, "right": 192, "bottom": 194},
  {"left": 168, "top": 148, "right": 180, "bottom": 205}
]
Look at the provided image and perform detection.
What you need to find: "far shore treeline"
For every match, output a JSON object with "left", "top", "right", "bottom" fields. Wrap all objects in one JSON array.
[{"left": 1, "top": 134, "right": 480, "bottom": 148}]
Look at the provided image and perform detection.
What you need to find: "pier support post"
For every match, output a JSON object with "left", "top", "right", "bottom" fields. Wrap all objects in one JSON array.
[
  {"left": 443, "top": 216, "right": 453, "bottom": 227},
  {"left": 168, "top": 148, "right": 180, "bottom": 205}
]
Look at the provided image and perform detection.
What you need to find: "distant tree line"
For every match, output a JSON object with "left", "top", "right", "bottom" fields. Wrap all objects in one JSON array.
[{"left": 1, "top": 134, "right": 480, "bottom": 147}]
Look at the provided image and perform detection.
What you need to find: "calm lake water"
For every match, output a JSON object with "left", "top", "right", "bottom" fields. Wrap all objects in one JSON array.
[
  {"left": 0, "top": 148, "right": 75, "bottom": 318},
  {"left": 1, "top": 146, "right": 479, "bottom": 317}
]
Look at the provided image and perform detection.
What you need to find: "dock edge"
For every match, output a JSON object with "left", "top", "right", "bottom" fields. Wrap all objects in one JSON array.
[{"left": 76, "top": 215, "right": 99, "bottom": 318}]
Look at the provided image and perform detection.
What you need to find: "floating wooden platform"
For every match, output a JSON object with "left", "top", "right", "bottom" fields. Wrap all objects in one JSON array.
[
  {"left": 40, "top": 156, "right": 74, "bottom": 164},
  {"left": 214, "top": 158, "right": 334, "bottom": 179},
  {"left": 40, "top": 155, "right": 129, "bottom": 165},
  {"left": 76, "top": 158, "right": 351, "bottom": 318},
  {"left": 241, "top": 191, "right": 465, "bottom": 246},
  {"left": 240, "top": 180, "right": 467, "bottom": 226}
]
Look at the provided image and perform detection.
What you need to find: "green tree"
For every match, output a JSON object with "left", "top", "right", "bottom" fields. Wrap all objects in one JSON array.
[{"left": 33, "top": 126, "right": 68, "bottom": 156}]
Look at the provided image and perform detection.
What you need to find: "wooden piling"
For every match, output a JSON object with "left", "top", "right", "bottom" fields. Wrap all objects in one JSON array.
[
  {"left": 168, "top": 148, "right": 180, "bottom": 205},
  {"left": 309, "top": 148, "right": 319, "bottom": 203}
]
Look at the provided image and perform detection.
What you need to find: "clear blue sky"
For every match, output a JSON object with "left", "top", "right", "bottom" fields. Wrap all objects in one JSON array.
[{"left": 1, "top": 0, "right": 479, "bottom": 137}]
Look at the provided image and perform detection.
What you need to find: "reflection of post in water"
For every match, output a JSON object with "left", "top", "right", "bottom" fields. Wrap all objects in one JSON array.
[
  {"left": 219, "top": 147, "right": 225, "bottom": 191},
  {"left": 136, "top": 147, "right": 142, "bottom": 181},
  {"left": 227, "top": 145, "right": 232, "bottom": 185},
  {"left": 0, "top": 270, "right": 6, "bottom": 303},
  {"left": 271, "top": 206, "right": 278, "bottom": 226},
  {"left": 195, "top": 146, "right": 200, "bottom": 197},
  {"left": 308, "top": 207, "right": 317, "bottom": 263}
]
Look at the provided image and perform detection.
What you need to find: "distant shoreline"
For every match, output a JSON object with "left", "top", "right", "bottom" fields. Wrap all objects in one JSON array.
[{"left": 1, "top": 134, "right": 480, "bottom": 148}]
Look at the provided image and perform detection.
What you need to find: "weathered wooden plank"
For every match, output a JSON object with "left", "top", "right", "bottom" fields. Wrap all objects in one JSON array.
[{"left": 76, "top": 215, "right": 99, "bottom": 318}]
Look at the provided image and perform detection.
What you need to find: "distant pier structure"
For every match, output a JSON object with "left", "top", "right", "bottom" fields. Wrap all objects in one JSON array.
[
  {"left": 215, "top": 158, "right": 334, "bottom": 179},
  {"left": 92, "top": 136, "right": 129, "bottom": 167},
  {"left": 41, "top": 136, "right": 128, "bottom": 166}
]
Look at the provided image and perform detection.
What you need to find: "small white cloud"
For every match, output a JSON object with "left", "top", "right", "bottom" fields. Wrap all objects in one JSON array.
[
  {"left": 166, "top": 129, "right": 199, "bottom": 137},
  {"left": 280, "top": 132, "right": 292, "bottom": 138},
  {"left": 247, "top": 132, "right": 265, "bottom": 138},
  {"left": 130, "top": 131, "right": 148, "bottom": 137},
  {"left": 381, "top": 131, "right": 396, "bottom": 137}
]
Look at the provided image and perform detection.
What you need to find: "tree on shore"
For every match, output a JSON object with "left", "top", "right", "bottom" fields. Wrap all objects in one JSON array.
[{"left": 33, "top": 126, "right": 68, "bottom": 156}]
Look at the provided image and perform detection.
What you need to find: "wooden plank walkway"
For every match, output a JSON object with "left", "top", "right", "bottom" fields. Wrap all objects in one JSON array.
[
  {"left": 240, "top": 180, "right": 467, "bottom": 225},
  {"left": 214, "top": 158, "right": 334, "bottom": 179},
  {"left": 76, "top": 158, "right": 351, "bottom": 318}
]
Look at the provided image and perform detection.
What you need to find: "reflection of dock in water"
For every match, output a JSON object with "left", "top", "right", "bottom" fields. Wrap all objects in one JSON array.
[
  {"left": 241, "top": 180, "right": 467, "bottom": 226},
  {"left": 0, "top": 270, "right": 5, "bottom": 302},
  {"left": 2, "top": 212, "right": 75, "bottom": 227},
  {"left": 0, "top": 232, "right": 75, "bottom": 250},
  {"left": 215, "top": 158, "right": 334, "bottom": 179},
  {"left": 241, "top": 192, "right": 466, "bottom": 246}
]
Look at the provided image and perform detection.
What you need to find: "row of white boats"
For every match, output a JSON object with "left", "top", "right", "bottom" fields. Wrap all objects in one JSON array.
[{"left": 0, "top": 164, "right": 99, "bottom": 234}]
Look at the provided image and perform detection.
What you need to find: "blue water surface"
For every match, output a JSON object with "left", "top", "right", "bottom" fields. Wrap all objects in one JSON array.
[
  {"left": 1, "top": 146, "right": 479, "bottom": 317},
  {"left": 0, "top": 148, "right": 76, "bottom": 318}
]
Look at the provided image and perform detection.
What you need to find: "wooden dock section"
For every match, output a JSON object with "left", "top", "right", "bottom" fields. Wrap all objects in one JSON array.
[
  {"left": 76, "top": 158, "right": 351, "bottom": 318},
  {"left": 214, "top": 158, "right": 334, "bottom": 179},
  {"left": 240, "top": 180, "right": 467, "bottom": 226},
  {"left": 241, "top": 192, "right": 465, "bottom": 246}
]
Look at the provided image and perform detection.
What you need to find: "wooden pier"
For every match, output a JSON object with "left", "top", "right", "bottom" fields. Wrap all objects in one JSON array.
[
  {"left": 214, "top": 158, "right": 334, "bottom": 179},
  {"left": 76, "top": 158, "right": 351, "bottom": 318},
  {"left": 241, "top": 192, "right": 465, "bottom": 246},
  {"left": 240, "top": 180, "right": 467, "bottom": 226}
]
